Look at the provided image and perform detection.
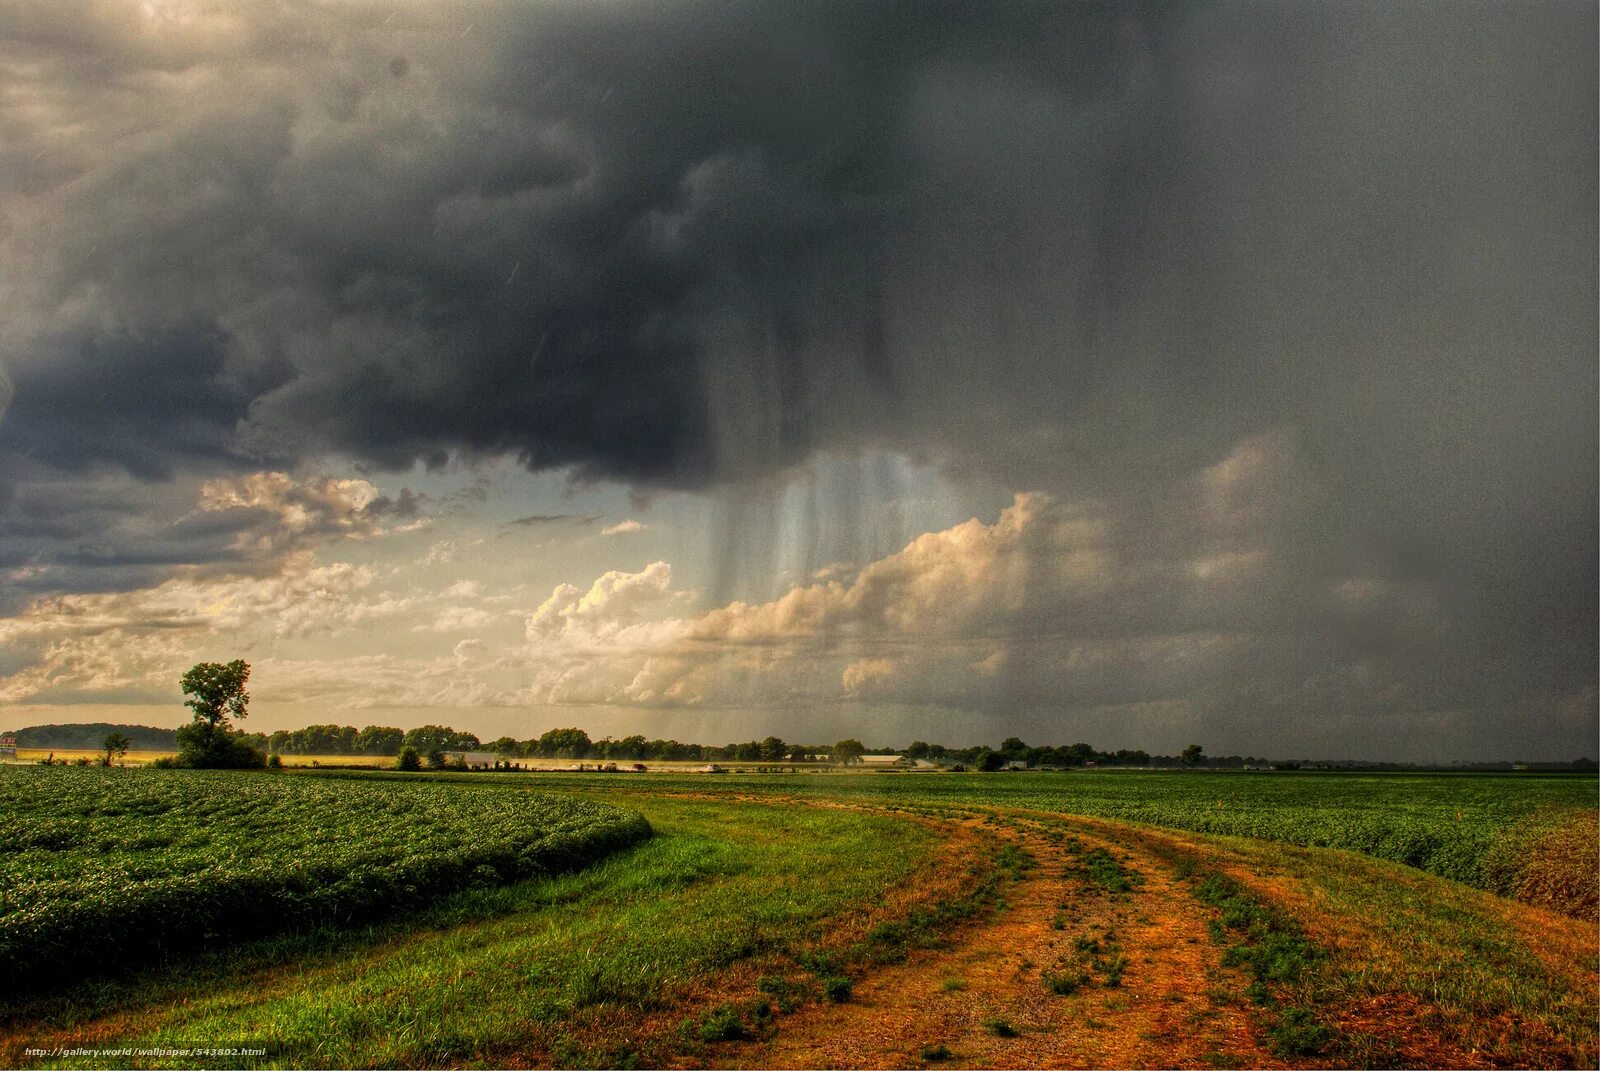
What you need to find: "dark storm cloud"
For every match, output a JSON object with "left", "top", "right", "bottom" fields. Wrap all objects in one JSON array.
[
  {"left": 0, "top": 1, "right": 1593, "bottom": 752},
  {"left": 0, "top": 323, "right": 261, "bottom": 479},
  {"left": 504, "top": 513, "right": 597, "bottom": 528},
  {"left": 0, "top": 466, "right": 400, "bottom": 614}
]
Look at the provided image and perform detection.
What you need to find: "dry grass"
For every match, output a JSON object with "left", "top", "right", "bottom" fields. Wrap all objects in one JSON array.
[{"left": 1511, "top": 810, "right": 1599, "bottom": 921}]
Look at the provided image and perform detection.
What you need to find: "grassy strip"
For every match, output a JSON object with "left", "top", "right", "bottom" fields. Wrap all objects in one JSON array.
[
  {"left": 1176, "top": 859, "right": 1331, "bottom": 1058},
  {"left": 1060, "top": 835, "right": 1145, "bottom": 895},
  {"left": 1227, "top": 839, "right": 1600, "bottom": 1068},
  {"left": 1136, "top": 820, "right": 1597, "bottom": 1068},
  {"left": 671, "top": 835, "right": 1029, "bottom": 1056},
  {"left": 538, "top": 768, "right": 1597, "bottom": 896}
]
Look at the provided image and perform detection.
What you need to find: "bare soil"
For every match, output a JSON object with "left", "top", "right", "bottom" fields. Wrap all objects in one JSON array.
[{"left": 717, "top": 816, "right": 1290, "bottom": 1070}]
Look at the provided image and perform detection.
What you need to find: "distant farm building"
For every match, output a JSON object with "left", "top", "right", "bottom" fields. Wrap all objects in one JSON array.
[
  {"left": 443, "top": 750, "right": 499, "bottom": 769},
  {"left": 0, "top": 735, "right": 14, "bottom": 760}
]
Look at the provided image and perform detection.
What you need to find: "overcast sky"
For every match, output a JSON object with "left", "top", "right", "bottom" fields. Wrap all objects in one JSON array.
[{"left": 1, "top": 1, "right": 1594, "bottom": 759}]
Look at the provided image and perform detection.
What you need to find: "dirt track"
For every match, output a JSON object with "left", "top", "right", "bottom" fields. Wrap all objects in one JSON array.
[{"left": 718, "top": 816, "right": 1289, "bottom": 1070}]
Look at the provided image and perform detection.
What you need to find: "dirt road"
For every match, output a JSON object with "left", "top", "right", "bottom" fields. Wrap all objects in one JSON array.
[{"left": 720, "top": 815, "right": 1289, "bottom": 1069}]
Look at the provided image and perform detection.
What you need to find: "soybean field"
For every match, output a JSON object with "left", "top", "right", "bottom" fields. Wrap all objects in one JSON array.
[{"left": 0, "top": 767, "right": 650, "bottom": 989}]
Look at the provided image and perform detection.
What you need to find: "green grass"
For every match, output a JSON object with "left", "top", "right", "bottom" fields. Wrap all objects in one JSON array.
[
  {"left": 1042, "top": 968, "right": 1088, "bottom": 995},
  {"left": 0, "top": 767, "right": 649, "bottom": 990},
  {"left": 1184, "top": 868, "right": 1328, "bottom": 1056},
  {"left": 1, "top": 794, "right": 941, "bottom": 1069},
  {"left": 1230, "top": 837, "right": 1596, "bottom": 1067},
  {"left": 1067, "top": 845, "right": 1143, "bottom": 894},
  {"left": 1146, "top": 825, "right": 1598, "bottom": 1068},
  {"left": 520, "top": 768, "right": 1596, "bottom": 896}
]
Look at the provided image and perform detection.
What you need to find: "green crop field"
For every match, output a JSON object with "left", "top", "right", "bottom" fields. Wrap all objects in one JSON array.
[
  {"left": 0, "top": 767, "right": 650, "bottom": 989},
  {"left": 537, "top": 768, "right": 1594, "bottom": 895}
]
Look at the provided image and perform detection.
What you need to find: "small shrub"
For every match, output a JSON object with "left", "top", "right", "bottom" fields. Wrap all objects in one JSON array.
[
  {"left": 396, "top": 746, "right": 421, "bottom": 772},
  {"left": 696, "top": 1004, "right": 747, "bottom": 1042},
  {"left": 265, "top": 753, "right": 283, "bottom": 769},
  {"left": 822, "top": 975, "right": 853, "bottom": 1002},
  {"left": 798, "top": 950, "right": 837, "bottom": 975},
  {"left": 982, "top": 1018, "right": 1019, "bottom": 1038},
  {"left": 920, "top": 1044, "right": 953, "bottom": 1062},
  {"left": 1268, "top": 1007, "right": 1329, "bottom": 1057},
  {"left": 940, "top": 977, "right": 967, "bottom": 993},
  {"left": 1043, "top": 969, "right": 1088, "bottom": 996},
  {"left": 757, "top": 975, "right": 808, "bottom": 1013}
]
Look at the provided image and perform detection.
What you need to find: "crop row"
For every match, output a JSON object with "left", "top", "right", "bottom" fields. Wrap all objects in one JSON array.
[{"left": 0, "top": 767, "right": 651, "bottom": 989}]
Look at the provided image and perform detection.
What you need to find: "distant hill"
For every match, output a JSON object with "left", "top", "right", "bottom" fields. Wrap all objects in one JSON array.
[{"left": 2, "top": 723, "right": 179, "bottom": 751}]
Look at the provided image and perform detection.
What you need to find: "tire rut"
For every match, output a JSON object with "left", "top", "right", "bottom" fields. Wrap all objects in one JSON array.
[{"left": 717, "top": 813, "right": 1286, "bottom": 1070}]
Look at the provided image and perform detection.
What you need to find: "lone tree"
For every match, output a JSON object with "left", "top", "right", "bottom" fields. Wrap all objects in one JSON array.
[
  {"left": 176, "top": 660, "right": 264, "bottom": 769},
  {"left": 1180, "top": 743, "right": 1205, "bottom": 769},
  {"left": 832, "top": 738, "right": 866, "bottom": 766},
  {"left": 102, "top": 732, "right": 130, "bottom": 767}
]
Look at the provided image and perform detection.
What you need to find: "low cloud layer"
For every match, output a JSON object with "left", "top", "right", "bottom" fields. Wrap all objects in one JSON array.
[
  {"left": 0, "top": 445, "right": 1590, "bottom": 756},
  {"left": 513, "top": 437, "right": 1593, "bottom": 754}
]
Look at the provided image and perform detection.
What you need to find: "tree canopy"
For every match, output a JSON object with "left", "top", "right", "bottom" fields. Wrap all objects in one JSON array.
[
  {"left": 180, "top": 660, "right": 251, "bottom": 727},
  {"left": 102, "top": 732, "right": 130, "bottom": 766},
  {"left": 832, "top": 739, "right": 866, "bottom": 765},
  {"left": 175, "top": 660, "right": 263, "bottom": 769}
]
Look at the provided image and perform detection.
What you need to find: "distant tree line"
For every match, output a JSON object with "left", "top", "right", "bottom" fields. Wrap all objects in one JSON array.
[
  {"left": 479, "top": 729, "right": 825, "bottom": 763},
  {"left": 4, "top": 723, "right": 180, "bottom": 751},
  {"left": 10, "top": 714, "right": 1598, "bottom": 772},
  {"left": 262, "top": 724, "right": 482, "bottom": 756}
]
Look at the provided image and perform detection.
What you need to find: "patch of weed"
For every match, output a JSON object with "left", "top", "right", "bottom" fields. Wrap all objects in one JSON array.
[
  {"left": 1043, "top": 968, "right": 1089, "bottom": 995},
  {"left": 1189, "top": 870, "right": 1328, "bottom": 1056},
  {"left": 1268, "top": 1006, "right": 1331, "bottom": 1057},
  {"left": 1069, "top": 847, "right": 1143, "bottom": 894},
  {"left": 756, "top": 974, "right": 808, "bottom": 1013},
  {"left": 695, "top": 1003, "right": 747, "bottom": 1042}
]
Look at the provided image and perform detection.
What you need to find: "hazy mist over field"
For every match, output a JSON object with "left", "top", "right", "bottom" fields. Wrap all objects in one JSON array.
[{"left": 0, "top": 1, "right": 1593, "bottom": 759}]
